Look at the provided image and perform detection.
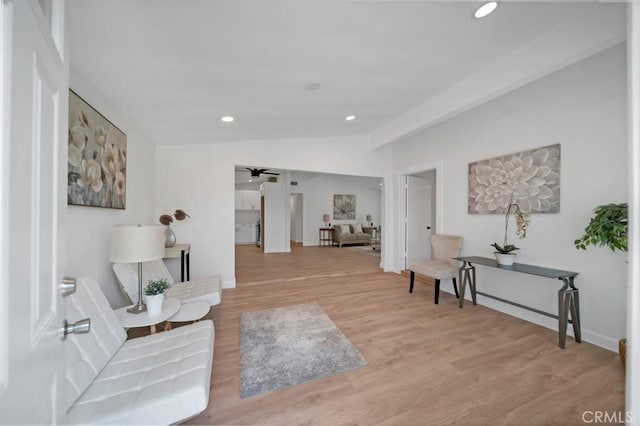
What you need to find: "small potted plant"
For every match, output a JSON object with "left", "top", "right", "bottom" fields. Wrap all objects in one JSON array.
[
  {"left": 159, "top": 209, "right": 190, "bottom": 248},
  {"left": 491, "top": 201, "right": 530, "bottom": 266},
  {"left": 144, "top": 279, "right": 170, "bottom": 316},
  {"left": 574, "top": 202, "right": 628, "bottom": 365}
]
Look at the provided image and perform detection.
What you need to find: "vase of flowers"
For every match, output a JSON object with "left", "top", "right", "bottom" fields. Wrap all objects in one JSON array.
[
  {"left": 159, "top": 209, "right": 190, "bottom": 247},
  {"left": 144, "top": 279, "right": 170, "bottom": 316},
  {"left": 491, "top": 200, "right": 530, "bottom": 266}
]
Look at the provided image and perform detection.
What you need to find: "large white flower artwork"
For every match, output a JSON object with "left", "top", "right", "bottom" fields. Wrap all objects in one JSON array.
[
  {"left": 68, "top": 90, "right": 127, "bottom": 209},
  {"left": 468, "top": 144, "right": 560, "bottom": 214}
]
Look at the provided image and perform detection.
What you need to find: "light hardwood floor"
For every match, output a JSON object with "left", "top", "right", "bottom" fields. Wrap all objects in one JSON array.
[{"left": 183, "top": 244, "right": 624, "bottom": 425}]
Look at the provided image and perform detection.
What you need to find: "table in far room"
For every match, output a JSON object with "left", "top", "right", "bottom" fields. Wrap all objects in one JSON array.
[
  {"left": 319, "top": 228, "right": 334, "bottom": 246},
  {"left": 164, "top": 243, "right": 190, "bottom": 281}
]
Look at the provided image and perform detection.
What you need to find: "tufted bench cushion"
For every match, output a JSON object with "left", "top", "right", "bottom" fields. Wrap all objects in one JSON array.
[
  {"left": 65, "top": 277, "right": 214, "bottom": 425},
  {"left": 67, "top": 321, "right": 214, "bottom": 425},
  {"left": 166, "top": 276, "right": 221, "bottom": 306},
  {"left": 113, "top": 260, "right": 222, "bottom": 306}
]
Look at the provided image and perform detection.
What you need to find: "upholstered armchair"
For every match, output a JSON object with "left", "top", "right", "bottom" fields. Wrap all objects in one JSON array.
[{"left": 409, "top": 234, "right": 463, "bottom": 304}]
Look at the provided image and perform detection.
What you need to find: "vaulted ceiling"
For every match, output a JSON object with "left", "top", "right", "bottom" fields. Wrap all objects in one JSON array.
[{"left": 68, "top": 1, "right": 626, "bottom": 148}]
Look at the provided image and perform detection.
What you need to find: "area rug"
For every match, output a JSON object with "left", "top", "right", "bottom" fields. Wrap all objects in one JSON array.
[
  {"left": 239, "top": 302, "right": 367, "bottom": 398},
  {"left": 344, "top": 245, "right": 381, "bottom": 258}
]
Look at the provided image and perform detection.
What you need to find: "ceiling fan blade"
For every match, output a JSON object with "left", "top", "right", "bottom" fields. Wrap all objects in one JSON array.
[{"left": 263, "top": 172, "right": 280, "bottom": 175}]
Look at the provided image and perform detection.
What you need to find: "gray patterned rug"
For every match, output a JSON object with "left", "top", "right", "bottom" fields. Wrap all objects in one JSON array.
[{"left": 239, "top": 302, "right": 367, "bottom": 398}]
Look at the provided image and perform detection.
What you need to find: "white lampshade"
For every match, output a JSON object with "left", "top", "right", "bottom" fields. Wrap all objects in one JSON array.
[
  {"left": 322, "top": 214, "right": 330, "bottom": 222},
  {"left": 110, "top": 225, "right": 165, "bottom": 263},
  {"left": 366, "top": 215, "right": 373, "bottom": 222}
]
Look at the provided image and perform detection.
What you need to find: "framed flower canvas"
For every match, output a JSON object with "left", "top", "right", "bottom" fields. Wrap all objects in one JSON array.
[
  {"left": 67, "top": 89, "right": 127, "bottom": 209},
  {"left": 468, "top": 144, "right": 560, "bottom": 214},
  {"left": 333, "top": 194, "right": 356, "bottom": 220}
]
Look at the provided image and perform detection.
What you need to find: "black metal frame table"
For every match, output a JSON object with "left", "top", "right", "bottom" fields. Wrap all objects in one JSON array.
[
  {"left": 164, "top": 243, "right": 190, "bottom": 282},
  {"left": 454, "top": 256, "right": 581, "bottom": 349}
]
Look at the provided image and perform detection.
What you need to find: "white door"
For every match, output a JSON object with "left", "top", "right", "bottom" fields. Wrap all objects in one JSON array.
[
  {"left": 0, "top": 0, "right": 68, "bottom": 423},
  {"left": 406, "top": 175, "right": 433, "bottom": 268}
]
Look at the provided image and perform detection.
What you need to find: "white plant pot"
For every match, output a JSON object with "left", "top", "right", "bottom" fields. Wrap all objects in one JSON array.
[
  {"left": 145, "top": 293, "right": 165, "bottom": 316},
  {"left": 494, "top": 252, "right": 517, "bottom": 266}
]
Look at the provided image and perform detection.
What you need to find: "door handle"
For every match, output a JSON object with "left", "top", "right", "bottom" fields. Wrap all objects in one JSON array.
[
  {"left": 61, "top": 318, "right": 91, "bottom": 341},
  {"left": 427, "top": 226, "right": 432, "bottom": 230},
  {"left": 60, "top": 277, "right": 76, "bottom": 297}
]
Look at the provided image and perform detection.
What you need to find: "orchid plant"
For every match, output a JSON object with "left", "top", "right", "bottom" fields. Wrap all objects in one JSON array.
[{"left": 491, "top": 201, "right": 530, "bottom": 254}]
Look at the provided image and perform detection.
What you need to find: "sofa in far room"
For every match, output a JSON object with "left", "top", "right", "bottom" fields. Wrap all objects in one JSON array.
[{"left": 333, "top": 224, "right": 373, "bottom": 247}]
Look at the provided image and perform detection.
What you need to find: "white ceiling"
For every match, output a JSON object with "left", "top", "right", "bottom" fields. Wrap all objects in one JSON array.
[{"left": 68, "top": 0, "right": 625, "bottom": 146}]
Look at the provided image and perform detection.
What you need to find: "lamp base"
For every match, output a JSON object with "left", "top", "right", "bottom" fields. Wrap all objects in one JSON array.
[{"left": 127, "top": 302, "right": 147, "bottom": 314}]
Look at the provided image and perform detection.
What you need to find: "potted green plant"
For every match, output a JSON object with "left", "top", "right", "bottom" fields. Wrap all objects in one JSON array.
[
  {"left": 491, "top": 201, "right": 530, "bottom": 266},
  {"left": 574, "top": 203, "right": 628, "bottom": 252},
  {"left": 574, "top": 202, "right": 628, "bottom": 365},
  {"left": 144, "top": 279, "right": 170, "bottom": 316}
]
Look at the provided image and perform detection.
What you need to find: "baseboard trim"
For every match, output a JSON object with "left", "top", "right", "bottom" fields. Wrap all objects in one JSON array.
[
  {"left": 438, "top": 289, "right": 619, "bottom": 353},
  {"left": 223, "top": 279, "right": 236, "bottom": 289}
]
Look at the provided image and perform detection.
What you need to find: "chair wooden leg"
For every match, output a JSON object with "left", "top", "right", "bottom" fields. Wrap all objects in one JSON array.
[
  {"left": 409, "top": 271, "right": 415, "bottom": 293},
  {"left": 434, "top": 279, "right": 440, "bottom": 304},
  {"left": 452, "top": 278, "right": 459, "bottom": 298}
]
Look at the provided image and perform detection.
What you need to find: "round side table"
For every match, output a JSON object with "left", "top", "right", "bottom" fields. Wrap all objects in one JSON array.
[
  {"left": 164, "top": 301, "right": 211, "bottom": 330},
  {"left": 114, "top": 298, "right": 181, "bottom": 334}
]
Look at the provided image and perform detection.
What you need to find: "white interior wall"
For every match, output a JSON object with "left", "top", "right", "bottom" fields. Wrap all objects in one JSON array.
[
  {"left": 67, "top": 69, "right": 156, "bottom": 307},
  {"left": 627, "top": 0, "right": 639, "bottom": 413},
  {"left": 155, "top": 136, "right": 393, "bottom": 288},
  {"left": 389, "top": 43, "right": 628, "bottom": 351},
  {"left": 261, "top": 179, "right": 289, "bottom": 253},
  {"left": 291, "top": 174, "right": 382, "bottom": 246},
  {"left": 290, "top": 194, "right": 303, "bottom": 243}
]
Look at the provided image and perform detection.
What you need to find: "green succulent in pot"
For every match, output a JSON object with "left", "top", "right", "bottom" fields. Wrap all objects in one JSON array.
[{"left": 144, "top": 279, "right": 170, "bottom": 296}]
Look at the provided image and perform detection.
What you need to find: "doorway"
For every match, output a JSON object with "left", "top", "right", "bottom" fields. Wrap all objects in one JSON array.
[{"left": 399, "top": 162, "right": 441, "bottom": 271}]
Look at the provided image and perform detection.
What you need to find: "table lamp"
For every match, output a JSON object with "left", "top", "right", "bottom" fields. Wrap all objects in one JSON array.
[
  {"left": 366, "top": 215, "right": 373, "bottom": 226},
  {"left": 322, "top": 214, "right": 330, "bottom": 227},
  {"left": 110, "top": 224, "right": 165, "bottom": 314}
]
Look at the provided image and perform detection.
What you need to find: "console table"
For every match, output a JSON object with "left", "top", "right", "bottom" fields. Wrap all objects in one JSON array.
[
  {"left": 164, "top": 243, "right": 190, "bottom": 281},
  {"left": 454, "top": 256, "right": 581, "bottom": 349}
]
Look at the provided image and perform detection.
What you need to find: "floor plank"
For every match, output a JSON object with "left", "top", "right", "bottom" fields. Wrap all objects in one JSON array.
[{"left": 180, "top": 244, "right": 624, "bottom": 425}]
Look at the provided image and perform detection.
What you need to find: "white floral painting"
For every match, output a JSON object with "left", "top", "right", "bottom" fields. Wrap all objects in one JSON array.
[
  {"left": 68, "top": 90, "right": 127, "bottom": 209},
  {"left": 468, "top": 144, "right": 560, "bottom": 214},
  {"left": 333, "top": 194, "right": 356, "bottom": 220}
]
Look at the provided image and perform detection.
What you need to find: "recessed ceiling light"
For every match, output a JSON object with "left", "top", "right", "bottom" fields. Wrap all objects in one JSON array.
[
  {"left": 249, "top": 179, "right": 253, "bottom": 183},
  {"left": 474, "top": 2, "right": 498, "bottom": 19},
  {"left": 345, "top": 115, "right": 356, "bottom": 121},
  {"left": 221, "top": 116, "right": 234, "bottom": 122}
]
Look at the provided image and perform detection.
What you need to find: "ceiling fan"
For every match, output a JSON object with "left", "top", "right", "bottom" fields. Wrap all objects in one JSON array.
[{"left": 238, "top": 168, "right": 280, "bottom": 177}]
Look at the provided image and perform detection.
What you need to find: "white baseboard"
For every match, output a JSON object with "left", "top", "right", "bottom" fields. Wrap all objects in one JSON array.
[
  {"left": 222, "top": 279, "right": 236, "bottom": 289},
  {"left": 440, "top": 289, "right": 619, "bottom": 353}
]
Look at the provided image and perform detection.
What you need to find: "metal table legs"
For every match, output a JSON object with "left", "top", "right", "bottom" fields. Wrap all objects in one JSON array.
[
  {"left": 458, "top": 261, "right": 476, "bottom": 308},
  {"left": 457, "top": 262, "right": 582, "bottom": 349},
  {"left": 558, "top": 276, "right": 581, "bottom": 349}
]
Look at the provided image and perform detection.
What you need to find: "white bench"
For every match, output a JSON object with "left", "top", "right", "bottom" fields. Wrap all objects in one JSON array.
[
  {"left": 113, "top": 259, "right": 222, "bottom": 307},
  {"left": 64, "top": 277, "right": 214, "bottom": 424}
]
